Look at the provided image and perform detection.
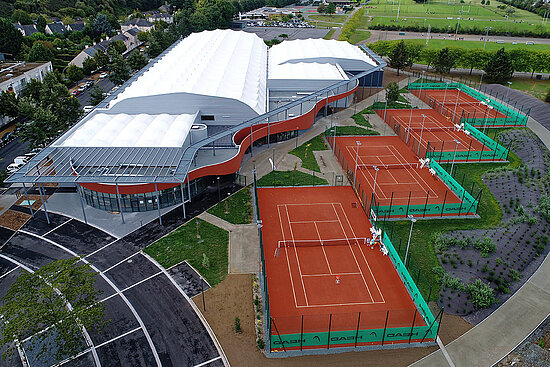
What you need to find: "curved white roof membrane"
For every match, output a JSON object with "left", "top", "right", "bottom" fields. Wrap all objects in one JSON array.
[
  {"left": 112, "top": 30, "right": 268, "bottom": 115},
  {"left": 269, "top": 39, "right": 375, "bottom": 68},
  {"left": 269, "top": 62, "right": 348, "bottom": 80},
  {"left": 59, "top": 113, "right": 196, "bottom": 147}
]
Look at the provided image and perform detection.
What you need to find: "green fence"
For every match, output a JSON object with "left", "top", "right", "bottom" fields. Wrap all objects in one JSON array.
[
  {"left": 429, "top": 159, "right": 479, "bottom": 213},
  {"left": 407, "top": 81, "right": 527, "bottom": 126}
]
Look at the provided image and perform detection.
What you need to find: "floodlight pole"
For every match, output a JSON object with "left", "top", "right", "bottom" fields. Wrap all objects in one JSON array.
[
  {"left": 373, "top": 166, "right": 379, "bottom": 196},
  {"left": 452, "top": 89, "right": 460, "bottom": 122},
  {"left": 417, "top": 114, "right": 427, "bottom": 155},
  {"left": 407, "top": 106, "right": 414, "bottom": 144},
  {"left": 419, "top": 71, "right": 425, "bottom": 100},
  {"left": 353, "top": 141, "right": 362, "bottom": 188},
  {"left": 22, "top": 182, "right": 34, "bottom": 217},
  {"left": 450, "top": 139, "right": 460, "bottom": 176},
  {"left": 404, "top": 215, "right": 416, "bottom": 265},
  {"left": 442, "top": 82, "right": 448, "bottom": 109},
  {"left": 483, "top": 106, "right": 492, "bottom": 134},
  {"left": 479, "top": 72, "right": 485, "bottom": 90},
  {"left": 483, "top": 27, "right": 491, "bottom": 50},
  {"left": 505, "top": 81, "right": 512, "bottom": 100}
]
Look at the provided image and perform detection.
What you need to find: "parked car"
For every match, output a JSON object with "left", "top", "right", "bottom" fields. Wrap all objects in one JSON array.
[
  {"left": 526, "top": 41, "right": 534, "bottom": 45},
  {"left": 14, "top": 156, "right": 29, "bottom": 165},
  {"left": 83, "top": 106, "right": 94, "bottom": 113},
  {"left": 71, "top": 90, "right": 80, "bottom": 96},
  {"left": 1, "top": 132, "right": 13, "bottom": 142},
  {"left": 99, "top": 72, "right": 108, "bottom": 79},
  {"left": 7, "top": 162, "right": 23, "bottom": 173}
]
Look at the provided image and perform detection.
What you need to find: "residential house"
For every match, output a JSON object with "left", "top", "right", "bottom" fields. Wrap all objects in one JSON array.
[
  {"left": 45, "top": 22, "right": 67, "bottom": 35},
  {"left": 67, "top": 22, "right": 85, "bottom": 32},
  {"left": 13, "top": 23, "right": 39, "bottom": 37},
  {"left": 121, "top": 18, "right": 154, "bottom": 32},
  {"left": 147, "top": 13, "right": 174, "bottom": 24}
]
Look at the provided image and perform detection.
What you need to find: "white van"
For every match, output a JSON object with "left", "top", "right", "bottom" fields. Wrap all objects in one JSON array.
[
  {"left": 7, "top": 162, "right": 23, "bottom": 173},
  {"left": 13, "top": 156, "right": 29, "bottom": 165}
]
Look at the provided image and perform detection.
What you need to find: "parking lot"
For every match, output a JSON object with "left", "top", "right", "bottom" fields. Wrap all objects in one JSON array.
[
  {"left": 243, "top": 26, "right": 329, "bottom": 41},
  {"left": 0, "top": 203, "right": 226, "bottom": 367}
]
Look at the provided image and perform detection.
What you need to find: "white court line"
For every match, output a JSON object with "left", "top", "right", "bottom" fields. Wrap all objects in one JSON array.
[
  {"left": 276, "top": 205, "right": 299, "bottom": 308},
  {"left": 0, "top": 266, "right": 20, "bottom": 280},
  {"left": 284, "top": 204, "right": 309, "bottom": 306},
  {"left": 194, "top": 356, "right": 222, "bottom": 367},
  {"left": 330, "top": 203, "right": 374, "bottom": 303},
  {"left": 335, "top": 204, "right": 386, "bottom": 303},
  {"left": 84, "top": 238, "right": 121, "bottom": 260},
  {"left": 313, "top": 221, "right": 333, "bottom": 275},
  {"left": 302, "top": 272, "right": 362, "bottom": 277},
  {"left": 289, "top": 220, "right": 339, "bottom": 224},
  {"left": 42, "top": 218, "right": 72, "bottom": 237},
  {"left": 296, "top": 300, "right": 385, "bottom": 308},
  {"left": 17, "top": 230, "right": 162, "bottom": 366}
]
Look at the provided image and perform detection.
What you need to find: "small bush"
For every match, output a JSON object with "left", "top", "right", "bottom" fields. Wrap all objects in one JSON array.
[
  {"left": 235, "top": 317, "right": 242, "bottom": 333},
  {"left": 257, "top": 337, "right": 265, "bottom": 349},
  {"left": 473, "top": 237, "right": 497, "bottom": 257},
  {"left": 467, "top": 279, "right": 497, "bottom": 309}
]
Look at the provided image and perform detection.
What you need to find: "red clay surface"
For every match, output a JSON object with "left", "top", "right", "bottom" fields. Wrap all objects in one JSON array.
[
  {"left": 258, "top": 186, "right": 424, "bottom": 343},
  {"left": 332, "top": 136, "right": 462, "bottom": 208},
  {"left": 379, "top": 109, "right": 486, "bottom": 153},
  {"left": 412, "top": 89, "right": 508, "bottom": 120}
]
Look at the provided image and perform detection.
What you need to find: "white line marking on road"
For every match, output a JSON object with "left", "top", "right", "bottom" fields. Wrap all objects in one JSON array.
[{"left": 194, "top": 356, "right": 222, "bottom": 367}]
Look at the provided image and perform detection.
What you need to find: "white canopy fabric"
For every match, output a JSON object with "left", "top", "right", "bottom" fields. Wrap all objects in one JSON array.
[
  {"left": 111, "top": 29, "right": 268, "bottom": 115},
  {"left": 269, "top": 62, "right": 349, "bottom": 80},
  {"left": 269, "top": 38, "right": 376, "bottom": 68},
  {"left": 58, "top": 113, "right": 196, "bottom": 147}
]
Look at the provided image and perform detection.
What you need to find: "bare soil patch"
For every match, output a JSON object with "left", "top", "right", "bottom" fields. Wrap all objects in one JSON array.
[
  {"left": 15, "top": 194, "right": 44, "bottom": 211},
  {"left": 0, "top": 210, "right": 31, "bottom": 230},
  {"left": 195, "top": 274, "right": 472, "bottom": 367}
]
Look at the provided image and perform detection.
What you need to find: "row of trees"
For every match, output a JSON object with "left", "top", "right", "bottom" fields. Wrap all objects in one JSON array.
[
  {"left": 339, "top": 7, "right": 365, "bottom": 42},
  {"left": 372, "top": 40, "right": 550, "bottom": 82}
]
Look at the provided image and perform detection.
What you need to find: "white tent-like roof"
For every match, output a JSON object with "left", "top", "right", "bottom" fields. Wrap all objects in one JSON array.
[
  {"left": 269, "top": 39, "right": 376, "bottom": 70},
  {"left": 111, "top": 29, "right": 268, "bottom": 115},
  {"left": 58, "top": 113, "right": 196, "bottom": 147},
  {"left": 269, "top": 62, "right": 349, "bottom": 80}
]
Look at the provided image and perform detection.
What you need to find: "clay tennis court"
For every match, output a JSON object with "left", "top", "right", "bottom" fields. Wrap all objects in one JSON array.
[
  {"left": 412, "top": 89, "right": 508, "bottom": 120},
  {"left": 257, "top": 186, "right": 428, "bottom": 350},
  {"left": 380, "top": 109, "right": 487, "bottom": 155},
  {"left": 332, "top": 136, "right": 463, "bottom": 214}
]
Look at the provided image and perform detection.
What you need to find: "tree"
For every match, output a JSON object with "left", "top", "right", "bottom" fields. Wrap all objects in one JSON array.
[
  {"left": 147, "top": 41, "right": 163, "bottom": 58},
  {"left": 420, "top": 48, "right": 438, "bottom": 70},
  {"left": 107, "top": 40, "right": 126, "bottom": 57},
  {"left": 93, "top": 50, "right": 109, "bottom": 68},
  {"left": 127, "top": 50, "right": 147, "bottom": 71},
  {"left": 406, "top": 43, "right": 424, "bottom": 68},
  {"left": 433, "top": 47, "right": 456, "bottom": 79},
  {"left": 137, "top": 31, "right": 152, "bottom": 43},
  {"left": 460, "top": 48, "right": 488, "bottom": 75},
  {"left": 326, "top": 2, "right": 336, "bottom": 15},
  {"left": 66, "top": 65, "right": 84, "bottom": 83},
  {"left": 388, "top": 40, "right": 409, "bottom": 76},
  {"left": 317, "top": 3, "right": 326, "bottom": 13},
  {"left": 82, "top": 57, "right": 97, "bottom": 75},
  {"left": 36, "top": 15, "right": 47, "bottom": 33},
  {"left": 0, "top": 91, "right": 19, "bottom": 118},
  {"left": 192, "top": 0, "right": 236, "bottom": 31},
  {"left": 89, "top": 86, "right": 105, "bottom": 106},
  {"left": 92, "top": 13, "right": 111, "bottom": 36},
  {"left": 386, "top": 82, "right": 400, "bottom": 104},
  {"left": 508, "top": 49, "right": 531, "bottom": 73},
  {"left": 11, "top": 9, "right": 33, "bottom": 25},
  {"left": 108, "top": 53, "right": 130, "bottom": 85},
  {"left": 528, "top": 51, "right": 550, "bottom": 78},
  {"left": 484, "top": 48, "right": 514, "bottom": 83},
  {"left": 0, "top": 258, "right": 106, "bottom": 362},
  {"left": 0, "top": 18, "right": 24, "bottom": 57},
  {"left": 26, "top": 42, "right": 54, "bottom": 62}
]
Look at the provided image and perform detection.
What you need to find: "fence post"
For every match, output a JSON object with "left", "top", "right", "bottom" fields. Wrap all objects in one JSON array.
[
  {"left": 327, "top": 314, "right": 332, "bottom": 349},
  {"left": 405, "top": 191, "right": 411, "bottom": 216},
  {"left": 420, "top": 307, "right": 443, "bottom": 343},
  {"left": 388, "top": 192, "right": 394, "bottom": 219},
  {"left": 441, "top": 190, "right": 448, "bottom": 217},
  {"left": 381, "top": 310, "right": 389, "bottom": 346},
  {"left": 435, "top": 308, "right": 444, "bottom": 341},
  {"left": 300, "top": 315, "right": 304, "bottom": 351},
  {"left": 423, "top": 191, "right": 430, "bottom": 218},
  {"left": 271, "top": 317, "right": 286, "bottom": 352},
  {"left": 427, "top": 285, "right": 433, "bottom": 303},
  {"left": 355, "top": 312, "right": 362, "bottom": 348},
  {"left": 479, "top": 142, "right": 485, "bottom": 162},
  {"left": 408, "top": 310, "right": 418, "bottom": 344},
  {"left": 439, "top": 140, "right": 445, "bottom": 161}
]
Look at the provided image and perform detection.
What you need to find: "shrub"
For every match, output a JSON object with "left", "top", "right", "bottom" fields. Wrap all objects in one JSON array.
[
  {"left": 537, "top": 195, "right": 550, "bottom": 223},
  {"left": 235, "top": 317, "right": 242, "bottom": 333},
  {"left": 257, "top": 337, "right": 265, "bottom": 349},
  {"left": 473, "top": 237, "right": 497, "bottom": 257},
  {"left": 467, "top": 279, "right": 497, "bottom": 309},
  {"left": 508, "top": 269, "right": 522, "bottom": 281}
]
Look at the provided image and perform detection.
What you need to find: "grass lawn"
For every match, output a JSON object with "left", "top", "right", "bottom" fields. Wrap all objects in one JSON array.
[
  {"left": 309, "top": 14, "right": 348, "bottom": 23},
  {"left": 370, "top": 38, "right": 550, "bottom": 52},
  {"left": 349, "top": 30, "right": 371, "bottom": 44},
  {"left": 207, "top": 187, "right": 252, "bottom": 224},
  {"left": 326, "top": 125, "right": 380, "bottom": 136},
  {"left": 257, "top": 170, "right": 328, "bottom": 187},
  {"left": 382, "top": 139, "right": 523, "bottom": 300},
  {"left": 459, "top": 74, "right": 550, "bottom": 101},
  {"left": 144, "top": 219, "right": 229, "bottom": 285},
  {"left": 289, "top": 134, "right": 328, "bottom": 172},
  {"left": 324, "top": 28, "right": 336, "bottom": 39}
]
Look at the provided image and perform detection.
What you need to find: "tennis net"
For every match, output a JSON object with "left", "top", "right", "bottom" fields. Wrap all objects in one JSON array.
[
  {"left": 407, "top": 126, "right": 457, "bottom": 132},
  {"left": 357, "top": 162, "right": 419, "bottom": 170},
  {"left": 277, "top": 237, "right": 367, "bottom": 248}
]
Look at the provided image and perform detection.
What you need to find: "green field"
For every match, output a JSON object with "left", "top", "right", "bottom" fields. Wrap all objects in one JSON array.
[
  {"left": 349, "top": 29, "right": 372, "bottom": 43},
  {"left": 369, "top": 38, "right": 550, "bottom": 51},
  {"left": 309, "top": 14, "right": 348, "bottom": 23},
  {"left": 362, "top": 0, "right": 550, "bottom": 34}
]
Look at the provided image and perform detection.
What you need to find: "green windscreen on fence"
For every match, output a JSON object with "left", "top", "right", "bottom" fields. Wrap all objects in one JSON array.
[
  {"left": 428, "top": 159, "right": 479, "bottom": 213},
  {"left": 407, "top": 82, "right": 527, "bottom": 126}
]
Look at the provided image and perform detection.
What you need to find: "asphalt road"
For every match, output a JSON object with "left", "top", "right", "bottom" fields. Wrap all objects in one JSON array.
[
  {"left": 75, "top": 78, "right": 115, "bottom": 107},
  {"left": 0, "top": 138, "right": 30, "bottom": 171}
]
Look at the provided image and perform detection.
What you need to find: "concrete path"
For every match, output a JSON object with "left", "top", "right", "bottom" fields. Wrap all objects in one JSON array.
[
  {"left": 410, "top": 83, "right": 550, "bottom": 367},
  {"left": 197, "top": 212, "right": 259, "bottom": 274}
]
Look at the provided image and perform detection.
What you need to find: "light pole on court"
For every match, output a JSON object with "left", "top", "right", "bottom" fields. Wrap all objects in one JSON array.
[
  {"left": 407, "top": 106, "right": 415, "bottom": 144},
  {"left": 483, "top": 106, "right": 493, "bottom": 134},
  {"left": 405, "top": 215, "right": 416, "bottom": 266},
  {"left": 450, "top": 139, "right": 460, "bottom": 176},
  {"left": 442, "top": 82, "right": 448, "bottom": 109},
  {"left": 452, "top": 88, "right": 461, "bottom": 123},
  {"left": 419, "top": 70, "right": 426, "bottom": 100},
  {"left": 505, "top": 81, "right": 512, "bottom": 100},
  {"left": 354, "top": 141, "right": 362, "bottom": 188},
  {"left": 417, "top": 114, "right": 427, "bottom": 156},
  {"left": 483, "top": 27, "right": 492, "bottom": 50},
  {"left": 373, "top": 165, "right": 380, "bottom": 196}
]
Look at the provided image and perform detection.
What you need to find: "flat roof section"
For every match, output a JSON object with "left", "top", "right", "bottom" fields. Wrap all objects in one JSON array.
[
  {"left": 57, "top": 113, "right": 197, "bottom": 148},
  {"left": 269, "top": 62, "right": 348, "bottom": 80}
]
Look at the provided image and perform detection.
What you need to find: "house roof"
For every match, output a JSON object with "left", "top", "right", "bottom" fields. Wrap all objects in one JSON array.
[
  {"left": 122, "top": 18, "right": 153, "bottom": 27},
  {"left": 13, "top": 23, "right": 39, "bottom": 36},
  {"left": 47, "top": 22, "right": 67, "bottom": 34},
  {"left": 68, "top": 22, "right": 85, "bottom": 32},
  {"left": 126, "top": 28, "right": 139, "bottom": 36}
]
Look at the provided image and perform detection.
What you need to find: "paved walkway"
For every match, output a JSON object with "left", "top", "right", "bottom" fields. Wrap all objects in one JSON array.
[{"left": 410, "top": 82, "right": 550, "bottom": 367}]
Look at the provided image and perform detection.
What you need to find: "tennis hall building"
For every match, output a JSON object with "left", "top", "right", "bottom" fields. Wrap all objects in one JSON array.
[{"left": 8, "top": 29, "right": 385, "bottom": 216}]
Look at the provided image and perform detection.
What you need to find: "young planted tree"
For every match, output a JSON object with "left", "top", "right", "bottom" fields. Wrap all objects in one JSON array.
[
  {"left": 82, "top": 57, "right": 97, "bottom": 76},
  {"left": 484, "top": 48, "right": 514, "bottom": 83},
  {"left": 388, "top": 40, "right": 409, "bottom": 76},
  {"left": 386, "top": 82, "right": 400, "bottom": 104},
  {"left": 0, "top": 258, "right": 106, "bottom": 362},
  {"left": 66, "top": 65, "right": 84, "bottom": 84},
  {"left": 108, "top": 53, "right": 130, "bottom": 86},
  {"left": 89, "top": 86, "right": 105, "bottom": 106}
]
